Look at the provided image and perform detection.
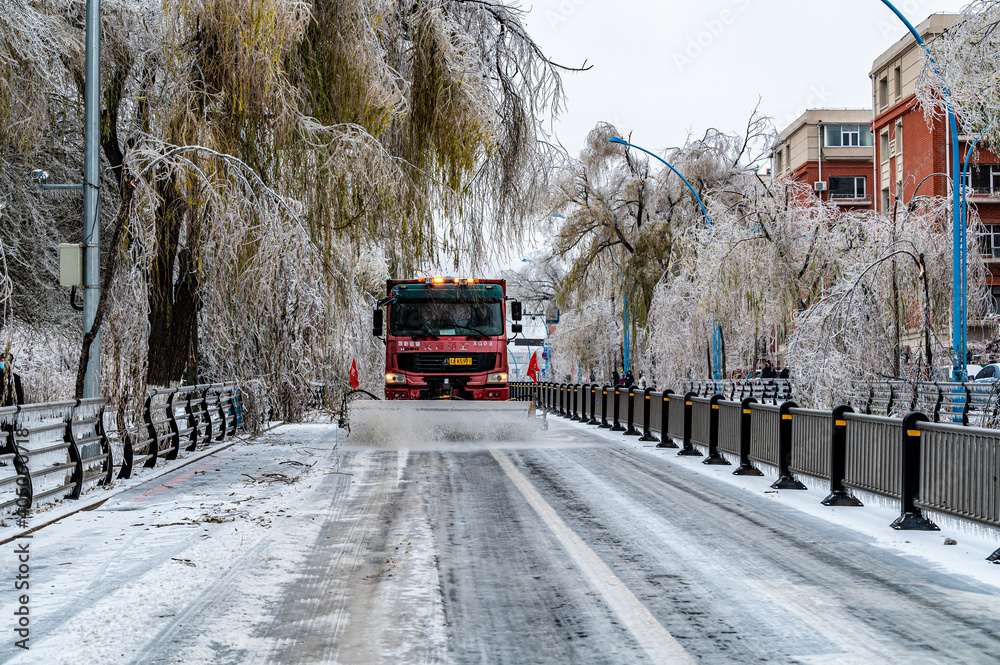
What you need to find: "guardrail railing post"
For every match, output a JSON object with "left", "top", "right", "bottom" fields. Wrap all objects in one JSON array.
[
  {"left": 703, "top": 394, "right": 729, "bottom": 465},
  {"left": 201, "top": 387, "right": 214, "bottom": 446},
  {"left": 95, "top": 404, "right": 114, "bottom": 486},
  {"left": 579, "top": 383, "right": 588, "bottom": 421},
  {"left": 823, "top": 405, "right": 862, "bottom": 506},
  {"left": 624, "top": 386, "right": 640, "bottom": 436},
  {"left": 143, "top": 392, "right": 159, "bottom": 469},
  {"left": 4, "top": 411, "right": 33, "bottom": 512},
  {"left": 732, "top": 397, "right": 760, "bottom": 475},
  {"left": 678, "top": 391, "right": 701, "bottom": 456},
  {"left": 771, "top": 400, "right": 806, "bottom": 489},
  {"left": 184, "top": 389, "right": 200, "bottom": 452},
  {"left": 599, "top": 385, "right": 611, "bottom": 428},
  {"left": 166, "top": 390, "right": 181, "bottom": 460},
  {"left": 62, "top": 400, "right": 84, "bottom": 500},
  {"left": 610, "top": 386, "right": 625, "bottom": 432},
  {"left": 639, "top": 387, "right": 658, "bottom": 442},
  {"left": 571, "top": 383, "right": 580, "bottom": 421},
  {"left": 891, "top": 412, "right": 939, "bottom": 530},
  {"left": 215, "top": 386, "right": 228, "bottom": 441},
  {"left": 657, "top": 390, "right": 677, "bottom": 448},
  {"left": 587, "top": 383, "right": 599, "bottom": 425}
]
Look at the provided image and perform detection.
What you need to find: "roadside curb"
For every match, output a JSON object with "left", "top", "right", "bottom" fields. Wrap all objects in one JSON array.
[{"left": 0, "top": 421, "right": 287, "bottom": 546}]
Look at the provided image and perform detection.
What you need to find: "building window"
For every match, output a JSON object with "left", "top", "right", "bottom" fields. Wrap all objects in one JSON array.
[
  {"left": 893, "top": 66, "right": 902, "bottom": 100},
  {"left": 978, "top": 224, "right": 1000, "bottom": 258},
  {"left": 967, "top": 164, "right": 1000, "bottom": 195},
  {"left": 774, "top": 150, "right": 782, "bottom": 174},
  {"left": 881, "top": 187, "right": 890, "bottom": 211},
  {"left": 824, "top": 124, "right": 874, "bottom": 147},
  {"left": 879, "top": 77, "right": 889, "bottom": 108},
  {"left": 829, "top": 176, "right": 866, "bottom": 200}
]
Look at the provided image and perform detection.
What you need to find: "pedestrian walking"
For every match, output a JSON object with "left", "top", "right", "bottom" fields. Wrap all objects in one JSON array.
[
  {"left": 612, "top": 368, "right": 621, "bottom": 386},
  {"left": 637, "top": 371, "right": 647, "bottom": 389},
  {"left": 1, "top": 352, "right": 24, "bottom": 407},
  {"left": 760, "top": 360, "right": 777, "bottom": 379}
]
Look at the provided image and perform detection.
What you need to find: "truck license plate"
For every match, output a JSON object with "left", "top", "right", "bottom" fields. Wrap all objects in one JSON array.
[{"left": 449, "top": 357, "right": 473, "bottom": 366}]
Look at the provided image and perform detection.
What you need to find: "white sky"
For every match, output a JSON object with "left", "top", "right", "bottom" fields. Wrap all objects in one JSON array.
[{"left": 521, "top": 0, "right": 972, "bottom": 155}]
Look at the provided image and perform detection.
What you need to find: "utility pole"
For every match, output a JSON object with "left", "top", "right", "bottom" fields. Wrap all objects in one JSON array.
[{"left": 82, "top": 0, "right": 102, "bottom": 398}]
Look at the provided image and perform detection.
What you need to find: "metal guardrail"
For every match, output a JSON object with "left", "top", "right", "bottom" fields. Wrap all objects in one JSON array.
[
  {"left": 0, "top": 383, "right": 241, "bottom": 515},
  {"left": 511, "top": 381, "right": 1000, "bottom": 561}
]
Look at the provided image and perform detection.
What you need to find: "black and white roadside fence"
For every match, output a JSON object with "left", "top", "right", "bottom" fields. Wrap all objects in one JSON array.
[
  {"left": 0, "top": 383, "right": 242, "bottom": 515},
  {"left": 512, "top": 381, "right": 1000, "bottom": 563}
]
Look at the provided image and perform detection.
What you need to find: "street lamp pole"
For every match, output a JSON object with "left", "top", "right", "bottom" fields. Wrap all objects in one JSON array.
[
  {"left": 879, "top": 0, "right": 966, "bottom": 378},
  {"left": 82, "top": 0, "right": 102, "bottom": 398},
  {"left": 608, "top": 136, "right": 723, "bottom": 379}
]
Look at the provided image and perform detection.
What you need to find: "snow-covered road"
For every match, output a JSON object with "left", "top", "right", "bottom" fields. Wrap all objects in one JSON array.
[{"left": 2, "top": 414, "right": 999, "bottom": 664}]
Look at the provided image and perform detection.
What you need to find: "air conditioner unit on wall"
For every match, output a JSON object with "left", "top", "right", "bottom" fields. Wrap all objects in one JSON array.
[{"left": 813, "top": 181, "right": 827, "bottom": 192}]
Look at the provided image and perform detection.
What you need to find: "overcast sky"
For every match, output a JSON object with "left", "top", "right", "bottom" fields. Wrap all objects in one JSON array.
[{"left": 521, "top": 0, "right": 971, "bottom": 156}]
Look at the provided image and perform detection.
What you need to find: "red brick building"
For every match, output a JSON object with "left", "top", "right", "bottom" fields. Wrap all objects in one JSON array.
[{"left": 871, "top": 13, "right": 1000, "bottom": 320}]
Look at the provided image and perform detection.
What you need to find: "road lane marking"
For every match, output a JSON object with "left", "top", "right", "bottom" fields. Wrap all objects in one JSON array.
[{"left": 490, "top": 449, "right": 696, "bottom": 665}]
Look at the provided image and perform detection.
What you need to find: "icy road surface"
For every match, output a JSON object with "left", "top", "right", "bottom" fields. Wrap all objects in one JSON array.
[{"left": 2, "top": 413, "right": 1000, "bottom": 664}]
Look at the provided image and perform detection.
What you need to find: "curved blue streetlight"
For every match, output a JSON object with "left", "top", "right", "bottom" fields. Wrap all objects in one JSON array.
[
  {"left": 608, "top": 136, "right": 723, "bottom": 380},
  {"left": 880, "top": 0, "right": 967, "bottom": 377}
]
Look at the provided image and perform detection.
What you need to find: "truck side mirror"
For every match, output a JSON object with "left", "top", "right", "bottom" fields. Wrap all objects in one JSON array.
[
  {"left": 511, "top": 323, "right": 523, "bottom": 334},
  {"left": 373, "top": 308, "right": 383, "bottom": 337},
  {"left": 510, "top": 300, "right": 522, "bottom": 321}
]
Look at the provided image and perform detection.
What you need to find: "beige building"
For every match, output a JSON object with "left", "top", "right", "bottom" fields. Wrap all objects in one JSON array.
[{"left": 772, "top": 109, "right": 875, "bottom": 207}]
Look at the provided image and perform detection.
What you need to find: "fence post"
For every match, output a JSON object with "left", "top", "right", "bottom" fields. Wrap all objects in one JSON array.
[
  {"left": 624, "top": 386, "right": 640, "bottom": 436},
  {"left": 579, "top": 384, "right": 588, "bottom": 421},
  {"left": 771, "top": 400, "right": 806, "bottom": 489},
  {"left": 733, "top": 397, "right": 761, "bottom": 475},
  {"left": 678, "top": 391, "right": 702, "bottom": 456},
  {"left": 588, "top": 385, "right": 599, "bottom": 425},
  {"left": 4, "top": 410, "right": 33, "bottom": 512},
  {"left": 890, "top": 411, "right": 939, "bottom": 530},
  {"left": 657, "top": 390, "right": 677, "bottom": 448},
  {"left": 599, "top": 386, "right": 611, "bottom": 428},
  {"left": 184, "top": 389, "right": 200, "bottom": 452},
  {"left": 215, "top": 387, "right": 228, "bottom": 441},
  {"left": 166, "top": 390, "right": 181, "bottom": 460},
  {"left": 639, "top": 387, "right": 658, "bottom": 442},
  {"left": 62, "top": 400, "right": 84, "bottom": 500},
  {"left": 610, "top": 386, "right": 625, "bottom": 432},
  {"left": 96, "top": 404, "right": 114, "bottom": 486},
  {"left": 822, "top": 405, "right": 863, "bottom": 506},
  {"left": 143, "top": 392, "right": 159, "bottom": 468},
  {"left": 571, "top": 383, "right": 580, "bottom": 421},
  {"left": 702, "top": 394, "right": 729, "bottom": 465},
  {"left": 559, "top": 383, "right": 567, "bottom": 416},
  {"left": 201, "top": 387, "right": 214, "bottom": 446}
]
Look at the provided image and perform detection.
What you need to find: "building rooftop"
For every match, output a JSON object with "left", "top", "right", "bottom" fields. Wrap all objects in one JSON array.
[{"left": 869, "top": 13, "right": 958, "bottom": 76}]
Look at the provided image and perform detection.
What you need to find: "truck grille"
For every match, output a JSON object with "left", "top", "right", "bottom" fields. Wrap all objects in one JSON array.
[{"left": 397, "top": 352, "right": 497, "bottom": 373}]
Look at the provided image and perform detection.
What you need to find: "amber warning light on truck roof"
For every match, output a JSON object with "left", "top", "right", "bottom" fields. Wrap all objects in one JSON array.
[{"left": 423, "top": 276, "right": 477, "bottom": 285}]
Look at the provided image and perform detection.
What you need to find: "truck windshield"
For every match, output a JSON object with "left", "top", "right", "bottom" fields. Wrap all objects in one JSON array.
[{"left": 389, "top": 299, "right": 504, "bottom": 337}]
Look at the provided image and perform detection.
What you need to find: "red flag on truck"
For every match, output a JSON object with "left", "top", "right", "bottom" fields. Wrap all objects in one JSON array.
[
  {"left": 349, "top": 359, "right": 359, "bottom": 389},
  {"left": 526, "top": 352, "right": 539, "bottom": 382}
]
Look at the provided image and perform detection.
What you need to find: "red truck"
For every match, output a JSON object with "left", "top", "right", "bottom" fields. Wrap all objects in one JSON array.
[{"left": 372, "top": 277, "right": 522, "bottom": 400}]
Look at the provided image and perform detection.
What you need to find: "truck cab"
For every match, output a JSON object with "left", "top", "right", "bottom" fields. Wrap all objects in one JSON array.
[{"left": 374, "top": 278, "right": 521, "bottom": 400}]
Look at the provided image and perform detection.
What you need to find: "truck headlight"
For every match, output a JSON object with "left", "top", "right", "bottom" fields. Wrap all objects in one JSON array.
[
  {"left": 385, "top": 372, "right": 407, "bottom": 384},
  {"left": 487, "top": 372, "right": 508, "bottom": 384}
]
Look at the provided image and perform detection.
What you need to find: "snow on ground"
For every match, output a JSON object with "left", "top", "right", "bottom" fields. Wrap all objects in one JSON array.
[
  {"left": 0, "top": 423, "right": 351, "bottom": 664},
  {"left": 556, "top": 413, "right": 1000, "bottom": 592}
]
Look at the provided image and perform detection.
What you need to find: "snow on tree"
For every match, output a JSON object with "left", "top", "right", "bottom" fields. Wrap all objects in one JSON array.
[{"left": 0, "top": 0, "right": 569, "bottom": 422}]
